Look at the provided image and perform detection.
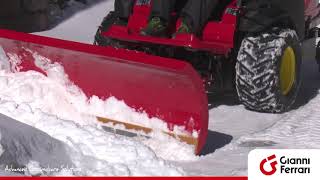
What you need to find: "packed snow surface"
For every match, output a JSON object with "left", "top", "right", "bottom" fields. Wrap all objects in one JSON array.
[{"left": 0, "top": 0, "right": 319, "bottom": 176}]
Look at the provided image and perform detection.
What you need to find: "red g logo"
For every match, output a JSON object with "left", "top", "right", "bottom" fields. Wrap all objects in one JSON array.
[{"left": 260, "top": 154, "right": 278, "bottom": 176}]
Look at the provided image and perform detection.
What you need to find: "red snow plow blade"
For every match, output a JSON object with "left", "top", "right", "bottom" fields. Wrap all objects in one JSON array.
[{"left": 0, "top": 29, "right": 208, "bottom": 154}]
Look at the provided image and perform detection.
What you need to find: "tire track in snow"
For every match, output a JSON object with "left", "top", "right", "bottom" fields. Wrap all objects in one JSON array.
[{"left": 238, "top": 90, "right": 320, "bottom": 148}]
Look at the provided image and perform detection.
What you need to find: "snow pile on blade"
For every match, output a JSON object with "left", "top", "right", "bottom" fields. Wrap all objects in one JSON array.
[
  {"left": 0, "top": 29, "right": 208, "bottom": 155},
  {"left": 7, "top": 49, "right": 172, "bottom": 132},
  {"left": 0, "top": 46, "right": 198, "bottom": 175}
]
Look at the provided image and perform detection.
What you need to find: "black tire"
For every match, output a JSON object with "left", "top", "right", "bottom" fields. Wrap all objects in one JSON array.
[
  {"left": 94, "top": 11, "right": 116, "bottom": 46},
  {"left": 236, "top": 29, "right": 302, "bottom": 113}
]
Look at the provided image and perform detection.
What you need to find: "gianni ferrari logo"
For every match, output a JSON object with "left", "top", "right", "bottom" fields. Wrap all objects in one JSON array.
[
  {"left": 249, "top": 150, "right": 318, "bottom": 180},
  {"left": 260, "top": 155, "right": 278, "bottom": 176}
]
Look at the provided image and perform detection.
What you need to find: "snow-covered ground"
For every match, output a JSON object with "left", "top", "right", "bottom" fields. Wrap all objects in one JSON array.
[
  {"left": 0, "top": 0, "right": 319, "bottom": 176},
  {"left": 36, "top": 0, "right": 113, "bottom": 44}
]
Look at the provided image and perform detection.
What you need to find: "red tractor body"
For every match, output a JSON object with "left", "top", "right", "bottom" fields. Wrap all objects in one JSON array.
[
  {"left": 96, "top": 0, "right": 320, "bottom": 114},
  {"left": 103, "top": 0, "right": 238, "bottom": 55},
  {"left": 103, "top": 0, "right": 320, "bottom": 53}
]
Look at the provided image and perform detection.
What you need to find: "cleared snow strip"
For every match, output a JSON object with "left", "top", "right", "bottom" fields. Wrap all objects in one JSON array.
[
  {"left": 35, "top": 0, "right": 115, "bottom": 44},
  {"left": 237, "top": 90, "right": 320, "bottom": 149}
]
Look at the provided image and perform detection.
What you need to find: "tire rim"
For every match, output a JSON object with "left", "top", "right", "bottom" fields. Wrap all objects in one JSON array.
[{"left": 280, "top": 46, "right": 296, "bottom": 96}]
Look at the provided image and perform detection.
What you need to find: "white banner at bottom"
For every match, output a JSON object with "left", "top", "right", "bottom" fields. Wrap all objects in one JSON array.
[{"left": 248, "top": 149, "right": 320, "bottom": 180}]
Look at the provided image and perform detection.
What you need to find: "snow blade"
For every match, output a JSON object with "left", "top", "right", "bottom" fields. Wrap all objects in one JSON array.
[{"left": 0, "top": 29, "right": 208, "bottom": 155}]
